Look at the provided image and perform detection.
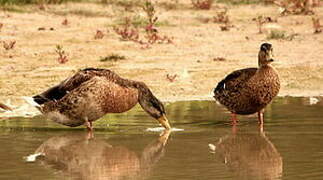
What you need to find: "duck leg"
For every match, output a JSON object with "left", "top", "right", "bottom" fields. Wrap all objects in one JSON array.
[
  {"left": 257, "top": 110, "right": 264, "bottom": 125},
  {"left": 259, "top": 122, "right": 264, "bottom": 133},
  {"left": 230, "top": 113, "right": 238, "bottom": 125},
  {"left": 84, "top": 118, "right": 93, "bottom": 132}
]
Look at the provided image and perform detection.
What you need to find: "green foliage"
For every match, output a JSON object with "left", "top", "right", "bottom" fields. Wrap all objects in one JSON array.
[
  {"left": 99, "top": 54, "right": 126, "bottom": 62},
  {"left": 142, "top": 0, "right": 156, "bottom": 25},
  {"left": 55, "top": 45, "right": 68, "bottom": 64},
  {"left": 0, "top": 0, "right": 33, "bottom": 5},
  {"left": 266, "top": 30, "right": 296, "bottom": 40},
  {"left": 100, "top": 0, "right": 142, "bottom": 8},
  {"left": 267, "top": 30, "right": 286, "bottom": 39},
  {"left": 158, "top": 0, "right": 180, "bottom": 10},
  {"left": 52, "top": 9, "right": 107, "bottom": 17},
  {"left": 115, "top": 16, "right": 147, "bottom": 28},
  {"left": 0, "top": 0, "right": 84, "bottom": 5},
  {"left": 217, "top": 0, "right": 261, "bottom": 5},
  {"left": 0, "top": 5, "right": 28, "bottom": 12},
  {"left": 114, "top": 15, "right": 170, "bottom": 28}
]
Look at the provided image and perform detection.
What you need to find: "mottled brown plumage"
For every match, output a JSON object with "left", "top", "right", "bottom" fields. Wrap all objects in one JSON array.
[
  {"left": 213, "top": 43, "right": 280, "bottom": 124},
  {"left": 32, "top": 68, "right": 170, "bottom": 130}
]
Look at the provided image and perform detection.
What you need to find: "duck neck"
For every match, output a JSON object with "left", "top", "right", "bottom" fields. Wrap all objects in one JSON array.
[
  {"left": 258, "top": 63, "right": 272, "bottom": 69},
  {"left": 258, "top": 51, "right": 268, "bottom": 69},
  {"left": 258, "top": 52, "right": 271, "bottom": 69},
  {"left": 137, "top": 83, "right": 157, "bottom": 117},
  {"left": 136, "top": 82, "right": 149, "bottom": 102}
]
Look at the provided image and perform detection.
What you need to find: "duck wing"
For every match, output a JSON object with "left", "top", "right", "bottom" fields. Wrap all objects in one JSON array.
[
  {"left": 214, "top": 68, "right": 257, "bottom": 94},
  {"left": 33, "top": 68, "right": 116, "bottom": 105}
]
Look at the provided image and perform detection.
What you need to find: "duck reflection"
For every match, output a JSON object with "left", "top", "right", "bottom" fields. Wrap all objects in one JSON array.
[
  {"left": 210, "top": 126, "right": 282, "bottom": 180},
  {"left": 34, "top": 130, "right": 171, "bottom": 180}
]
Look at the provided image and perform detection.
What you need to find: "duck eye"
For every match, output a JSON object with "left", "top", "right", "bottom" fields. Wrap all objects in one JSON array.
[{"left": 261, "top": 45, "right": 266, "bottom": 51}]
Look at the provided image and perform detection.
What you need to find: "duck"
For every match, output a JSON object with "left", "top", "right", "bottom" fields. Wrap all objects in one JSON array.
[
  {"left": 29, "top": 68, "right": 171, "bottom": 131},
  {"left": 213, "top": 43, "right": 280, "bottom": 124}
]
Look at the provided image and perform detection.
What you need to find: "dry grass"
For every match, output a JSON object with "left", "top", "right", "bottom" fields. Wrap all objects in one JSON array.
[
  {"left": 273, "top": 0, "right": 320, "bottom": 15},
  {"left": 112, "top": 1, "right": 173, "bottom": 48},
  {"left": 0, "top": 1, "right": 323, "bottom": 104},
  {"left": 0, "top": 0, "right": 83, "bottom": 5},
  {"left": 2, "top": 40, "right": 16, "bottom": 50},
  {"left": 55, "top": 45, "right": 68, "bottom": 64},
  {"left": 99, "top": 54, "right": 126, "bottom": 62},
  {"left": 191, "top": 0, "right": 214, "bottom": 10},
  {"left": 312, "top": 16, "right": 322, "bottom": 33}
]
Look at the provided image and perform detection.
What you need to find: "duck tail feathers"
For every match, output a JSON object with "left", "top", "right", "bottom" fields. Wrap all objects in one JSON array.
[
  {"left": 22, "top": 96, "right": 41, "bottom": 108},
  {"left": 0, "top": 102, "right": 13, "bottom": 111},
  {"left": 214, "top": 80, "right": 225, "bottom": 94}
]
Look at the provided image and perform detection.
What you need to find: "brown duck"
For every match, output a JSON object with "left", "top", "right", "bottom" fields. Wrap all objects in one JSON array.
[
  {"left": 213, "top": 43, "right": 280, "bottom": 124},
  {"left": 31, "top": 68, "right": 171, "bottom": 131}
]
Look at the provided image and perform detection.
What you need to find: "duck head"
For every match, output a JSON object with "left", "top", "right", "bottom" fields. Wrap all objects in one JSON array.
[
  {"left": 138, "top": 86, "right": 171, "bottom": 130},
  {"left": 258, "top": 43, "right": 274, "bottom": 67}
]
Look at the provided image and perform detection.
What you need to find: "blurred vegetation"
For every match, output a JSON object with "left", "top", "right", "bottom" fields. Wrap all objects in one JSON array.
[
  {"left": 100, "top": 0, "right": 143, "bottom": 7},
  {"left": 99, "top": 54, "right": 126, "bottom": 62},
  {"left": 113, "top": 15, "right": 170, "bottom": 28},
  {"left": 266, "top": 30, "right": 297, "bottom": 40},
  {"left": 217, "top": 0, "right": 263, "bottom": 5},
  {"left": 0, "top": 0, "right": 271, "bottom": 6},
  {"left": 267, "top": 30, "right": 287, "bottom": 39},
  {"left": 51, "top": 8, "right": 109, "bottom": 17},
  {"left": 0, "top": 0, "right": 86, "bottom": 5}
]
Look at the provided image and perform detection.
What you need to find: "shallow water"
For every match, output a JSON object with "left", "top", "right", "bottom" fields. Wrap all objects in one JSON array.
[{"left": 1, "top": 97, "right": 323, "bottom": 180}]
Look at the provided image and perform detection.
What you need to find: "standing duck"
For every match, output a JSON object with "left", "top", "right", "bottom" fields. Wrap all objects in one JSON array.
[
  {"left": 213, "top": 43, "right": 280, "bottom": 124},
  {"left": 29, "top": 68, "right": 171, "bottom": 131}
]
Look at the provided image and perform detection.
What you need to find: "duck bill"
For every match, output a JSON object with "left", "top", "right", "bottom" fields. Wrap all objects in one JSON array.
[
  {"left": 268, "top": 58, "right": 274, "bottom": 62},
  {"left": 157, "top": 114, "right": 171, "bottom": 130}
]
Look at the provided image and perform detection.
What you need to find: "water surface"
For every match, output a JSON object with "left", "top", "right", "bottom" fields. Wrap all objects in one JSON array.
[{"left": 1, "top": 97, "right": 323, "bottom": 180}]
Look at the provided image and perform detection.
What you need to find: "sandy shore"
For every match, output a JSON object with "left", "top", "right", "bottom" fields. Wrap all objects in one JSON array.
[{"left": 0, "top": 1, "right": 323, "bottom": 107}]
